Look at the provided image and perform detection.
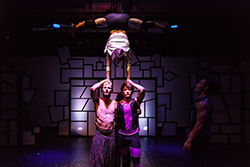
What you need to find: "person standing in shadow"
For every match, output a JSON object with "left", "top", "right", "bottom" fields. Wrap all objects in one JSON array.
[{"left": 184, "top": 77, "right": 219, "bottom": 167}]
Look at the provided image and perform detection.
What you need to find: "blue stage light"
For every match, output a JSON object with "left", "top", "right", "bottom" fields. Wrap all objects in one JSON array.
[
  {"left": 171, "top": 25, "right": 178, "bottom": 29},
  {"left": 53, "top": 23, "right": 61, "bottom": 29}
]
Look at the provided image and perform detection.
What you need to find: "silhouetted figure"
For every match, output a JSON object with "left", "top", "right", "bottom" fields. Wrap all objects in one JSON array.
[{"left": 184, "top": 78, "right": 218, "bottom": 167}]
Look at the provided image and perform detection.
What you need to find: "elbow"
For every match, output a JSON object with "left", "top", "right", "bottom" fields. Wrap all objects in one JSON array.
[
  {"left": 90, "top": 87, "right": 95, "bottom": 92},
  {"left": 140, "top": 88, "right": 145, "bottom": 95}
]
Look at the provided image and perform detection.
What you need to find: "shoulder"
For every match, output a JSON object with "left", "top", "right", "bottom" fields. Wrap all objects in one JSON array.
[
  {"left": 111, "top": 100, "right": 117, "bottom": 105},
  {"left": 197, "top": 100, "right": 212, "bottom": 111},
  {"left": 134, "top": 98, "right": 138, "bottom": 103},
  {"left": 132, "top": 99, "right": 139, "bottom": 107}
]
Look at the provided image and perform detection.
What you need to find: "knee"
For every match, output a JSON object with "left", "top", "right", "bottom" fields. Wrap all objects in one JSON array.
[{"left": 119, "top": 147, "right": 129, "bottom": 156}]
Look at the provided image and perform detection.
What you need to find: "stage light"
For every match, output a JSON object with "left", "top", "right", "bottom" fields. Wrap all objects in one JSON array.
[
  {"left": 53, "top": 23, "right": 61, "bottom": 29},
  {"left": 78, "top": 127, "right": 83, "bottom": 130},
  {"left": 143, "top": 126, "right": 148, "bottom": 130},
  {"left": 171, "top": 25, "right": 178, "bottom": 29}
]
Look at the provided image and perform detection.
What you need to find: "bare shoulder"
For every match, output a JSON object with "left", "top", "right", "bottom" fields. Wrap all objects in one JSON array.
[
  {"left": 112, "top": 100, "right": 117, "bottom": 107},
  {"left": 197, "top": 100, "right": 211, "bottom": 111}
]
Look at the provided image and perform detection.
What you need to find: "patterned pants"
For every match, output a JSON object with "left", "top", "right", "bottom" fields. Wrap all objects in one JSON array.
[{"left": 89, "top": 130, "right": 116, "bottom": 167}]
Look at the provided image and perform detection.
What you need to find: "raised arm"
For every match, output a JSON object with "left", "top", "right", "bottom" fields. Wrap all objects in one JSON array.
[
  {"left": 90, "top": 79, "right": 110, "bottom": 102},
  {"left": 126, "top": 79, "right": 145, "bottom": 104},
  {"left": 106, "top": 53, "right": 112, "bottom": 80},
  {"left": 124, "top": 50, "right": 131, "bottom": 79},
  {"left": 183, "top": 101, "right": 210, "bottom": 151}
]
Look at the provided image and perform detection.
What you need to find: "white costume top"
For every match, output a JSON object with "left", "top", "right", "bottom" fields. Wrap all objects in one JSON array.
[{"left": 104, "top": 32, "right": 130, "bottom": 55}]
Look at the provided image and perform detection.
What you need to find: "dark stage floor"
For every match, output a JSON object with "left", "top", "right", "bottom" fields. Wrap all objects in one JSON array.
[{"left": 0, "top": 136, "right": 249, "bottom": 167}]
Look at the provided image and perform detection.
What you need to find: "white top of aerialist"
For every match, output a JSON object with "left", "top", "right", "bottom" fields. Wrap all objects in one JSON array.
[{"left": 104, "top": 31, "right": 130, "bottom": 55}]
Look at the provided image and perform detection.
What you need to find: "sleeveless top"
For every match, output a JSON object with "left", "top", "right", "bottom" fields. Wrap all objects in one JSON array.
[
  {"left": 104, "top": 32, "right": 130, "bottom": 55},
  {"left": 94, "top": 98, "right": 116, "bottom": 131},
  {"left": 104, "top": 13, "right": 130, "bottom": 55},
  {"left": 190, "top": 96, "right": 213, "bottom": 132},
  {"left": 116, "top": 99, "right": 140, "bottom": 135}
]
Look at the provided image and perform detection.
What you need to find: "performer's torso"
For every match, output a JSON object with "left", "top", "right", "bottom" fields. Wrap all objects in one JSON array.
[
  {"left": 95, "top": 98, "right": 116, "bottom": 131},
  {"left": 117, "top": 99, "right": 140, "bottom": 135},
  {"left": 104, "top": 32, "right": 130, "bottom": 54},
  {"left": 105, "top": 13, "right": 130, "bottom": 30}
]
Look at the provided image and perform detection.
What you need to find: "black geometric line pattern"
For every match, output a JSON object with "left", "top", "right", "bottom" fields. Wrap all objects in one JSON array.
[
  {"left": 164, "top": 71, "right": 178, "bottom": 82},
  {"left": 50, "top": 46, "right": 180, "bottom": 137},
  {"left": 188, "top": 60, "right": 250, "bottom": 143},
  {"left": 46, "top": 46, "right": 250, "bottom": 143},
  {"left": 0, "top": 65, "right": 37, "bottom": 146}
]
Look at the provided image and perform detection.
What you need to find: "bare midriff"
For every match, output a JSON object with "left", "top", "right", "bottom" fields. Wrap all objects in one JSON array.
[{"left": 94, "top": 99, "right": 115, "bottom": 131}]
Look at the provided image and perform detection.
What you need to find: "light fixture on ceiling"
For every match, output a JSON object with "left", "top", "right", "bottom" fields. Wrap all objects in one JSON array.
[{"left": 53, "top": 23, "right": 61, "bottom": 29}]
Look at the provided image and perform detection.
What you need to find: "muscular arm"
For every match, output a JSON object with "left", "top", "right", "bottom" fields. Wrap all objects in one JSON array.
[
  {"left": 124, "top": 50, "right": 131, "bottom": 79},
  {"left": 106, "top": 53, "right": 112, "bottom": 80},
  {"left": 183, "top": 101, "right": 210, "bottom": 151},
  {"left": 128, "top": 18, "right": 143, "bottom": 29},
  {"left": 126, "top": 79, "right": 145, "bottom": 104},
  {"left": 94, "top": 17, "right": 107, "bottom": 26},
  {"left": 90, "top": 79, "right": 109, "bottom": 102}
]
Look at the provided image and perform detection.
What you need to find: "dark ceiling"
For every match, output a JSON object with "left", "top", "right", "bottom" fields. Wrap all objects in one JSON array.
[{"left": 0, "top": 0, "right": 250, "bottom": 59}]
